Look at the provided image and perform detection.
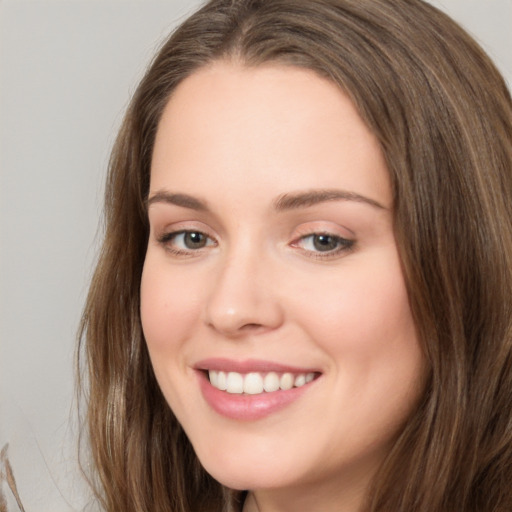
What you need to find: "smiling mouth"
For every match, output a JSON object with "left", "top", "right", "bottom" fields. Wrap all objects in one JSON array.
[{"left": 208, "top": 370, "right": 318, "bottom": 395}]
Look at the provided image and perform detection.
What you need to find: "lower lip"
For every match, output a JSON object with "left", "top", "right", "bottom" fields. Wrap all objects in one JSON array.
[{"left": 197, "top": 372, "right": 315, "bottom": 421}]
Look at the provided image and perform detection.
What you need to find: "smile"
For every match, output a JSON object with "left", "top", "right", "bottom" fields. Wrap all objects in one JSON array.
[
  {"left": 195, "top": 359, "right": 321, "bottom": 420},
  {"left": 208, "top": 370, "right": 316, "bottom": 395}
]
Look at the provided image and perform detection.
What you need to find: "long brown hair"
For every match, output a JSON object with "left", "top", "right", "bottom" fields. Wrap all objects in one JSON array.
[{"left": 78, "top": 1, "right": 512, "bottom": 510}]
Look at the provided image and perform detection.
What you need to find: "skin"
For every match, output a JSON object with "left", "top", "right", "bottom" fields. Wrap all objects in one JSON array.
[{"left": 141, "top": 61, "right": 426, "bottom": 512}]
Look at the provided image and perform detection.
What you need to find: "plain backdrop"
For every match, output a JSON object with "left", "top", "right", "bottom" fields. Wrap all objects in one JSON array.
[{"left": 1, "top": 1, "right": 511, "bottom": 510}]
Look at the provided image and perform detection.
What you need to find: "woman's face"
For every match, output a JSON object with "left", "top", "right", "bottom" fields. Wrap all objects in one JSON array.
[{"left": 141, "top": 62, "right": 426, "bottom": 506}]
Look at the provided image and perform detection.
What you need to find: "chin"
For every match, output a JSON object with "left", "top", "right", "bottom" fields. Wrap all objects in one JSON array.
[
  {"left": 203, "top": 463, "right": 289, "bottom": 492},
  {"left": 193, "top": 438, "right": 301, "bottom": 491}
]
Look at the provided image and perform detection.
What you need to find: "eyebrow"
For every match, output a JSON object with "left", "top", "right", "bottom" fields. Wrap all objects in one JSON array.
[
  {"left": 146, "top": 188, "right": 386, "bottom": 212},
  {"left": 146, "top": 191, "right": 209, "bottom": 211},
  {"left": 273, "top": 189, "right": 386, "bottom": 211}
]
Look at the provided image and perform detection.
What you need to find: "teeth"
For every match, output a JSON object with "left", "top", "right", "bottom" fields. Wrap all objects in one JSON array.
[
  {"left": 280, "top": 372, "right": 294, "bottom": 390},
  {"left": 294, "top": 374, "right": 306, "bottom": 387},
  {"left": 217, "top": 371, "right": 227, "bottom": 391},
  {"left": 263, "top": 372, "right": 280, "bottom": 392},
  {"left": 226, "top": 372, "right": 244, "bottom": 393},
  {"left": 208, "top": 370, "right": 316, "bottom": 395},
  {"left": 243, "top": 372, "right": 264, "bottom": 394}
]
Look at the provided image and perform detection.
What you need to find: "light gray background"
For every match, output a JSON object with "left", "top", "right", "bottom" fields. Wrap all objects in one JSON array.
[{"left": 1, "top": 1, "right": 511, "bottom": 510}]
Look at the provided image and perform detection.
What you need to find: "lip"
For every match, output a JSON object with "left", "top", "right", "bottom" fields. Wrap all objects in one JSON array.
[
  {"left": 194, "top": 357, "right": 320, "bottom": 374},
  {"left": 194, "top": 358, "right": 320, "bottom": 421}
]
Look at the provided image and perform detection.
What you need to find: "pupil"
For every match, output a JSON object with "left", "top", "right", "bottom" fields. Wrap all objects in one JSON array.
[
  {"left": 185, "top": 232, "right": 206, "bottom": 248},
  {"left": 313, "top": 234, "right": 338, "bottom": 252}
]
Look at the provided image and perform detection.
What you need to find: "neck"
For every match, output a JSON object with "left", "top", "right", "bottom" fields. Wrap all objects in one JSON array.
[{"left": 241, "top": 472, "right": 370, "bottom": 512}]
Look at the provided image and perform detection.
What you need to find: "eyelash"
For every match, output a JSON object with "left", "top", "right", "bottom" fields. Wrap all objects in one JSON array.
[
  {"left": 157, "top": 230, "right": 216, "bottom": 257},
  {"left": 291, "top": 233, "right": 355, "bottom": 260},
  {"left": 157, "top": 230, "right": 355, "bottom": 259}
]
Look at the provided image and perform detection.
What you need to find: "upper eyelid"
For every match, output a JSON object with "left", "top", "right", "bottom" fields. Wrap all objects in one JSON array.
[
  {"left": 159, "top": 228, "right": 215, "bottom": 242},
  {"left": 293, "top": 233, "right": 354, "bottom": 247},
  {"left": 297, "top": 232, "right": 351, "bottom": 240},
  {"left": 155, "top": 223, "right": 355, "bottom": 249},
  {"left": 291, "top": 222, "right": 354, "bottom": 239},
  {"left": 154, "top": 220, "right": 216, "bottom": 237}
]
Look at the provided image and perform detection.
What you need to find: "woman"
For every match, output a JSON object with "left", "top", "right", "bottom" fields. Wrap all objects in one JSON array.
[{"left": 79, "top": 0, "right": 512, "bottom": 511}]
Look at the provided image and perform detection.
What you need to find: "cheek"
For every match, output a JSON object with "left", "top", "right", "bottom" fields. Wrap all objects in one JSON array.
[
  {"left": 140, "top": 255, "right": 202, "bottom": 354},
  {"left": 294, "top": 257, "right": 425, "bottom": 448},
  {"left": 293, "top": 251, "right": 420, "bottom": 369},
  {"left": 140, "top": 254, "right": 207, "bottom": 415}
]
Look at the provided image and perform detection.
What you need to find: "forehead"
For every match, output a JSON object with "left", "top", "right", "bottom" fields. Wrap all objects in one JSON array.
[{"left": 150, "top": 61, "right": 391, "bottom": 209}]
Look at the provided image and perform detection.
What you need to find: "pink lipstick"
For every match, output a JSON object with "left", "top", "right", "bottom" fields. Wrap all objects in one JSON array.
[{"left": 195, "top": 358, "right": 320, "bottom": 421}]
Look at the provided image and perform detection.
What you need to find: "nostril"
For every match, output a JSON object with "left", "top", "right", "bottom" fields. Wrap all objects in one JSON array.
[{"left": 242, "top": 323, "right": 263, "bottom": 330}]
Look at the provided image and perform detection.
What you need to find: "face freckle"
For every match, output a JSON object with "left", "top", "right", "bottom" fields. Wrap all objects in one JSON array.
[{"left": 140, "top": 61, "right": 426, "bottom": 508}]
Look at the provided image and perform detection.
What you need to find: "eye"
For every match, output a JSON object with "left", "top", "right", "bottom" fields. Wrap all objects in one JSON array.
[
  {"left": 295, "top": 233, "right": 354, "bottom": 256},
  {"left": 158, "top": 230, "right": 216, "bottom": 254},
  {"left": 177, "top": 231, "right": 210, "bottom": 249}
]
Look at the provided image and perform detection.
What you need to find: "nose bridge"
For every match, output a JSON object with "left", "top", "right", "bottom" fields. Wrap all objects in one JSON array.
[{"left": 204, "top": 233, "right": 283, "bottom": 336}]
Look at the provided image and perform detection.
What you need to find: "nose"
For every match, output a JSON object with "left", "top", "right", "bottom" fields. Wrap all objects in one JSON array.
[{"left": 203, "top": 249, "right": 284, "bottom": 337}]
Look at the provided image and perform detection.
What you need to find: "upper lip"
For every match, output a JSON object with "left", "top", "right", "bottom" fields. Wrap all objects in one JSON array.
[{"left": 194, "top": 358, "right": 320, "bottom": 374}]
